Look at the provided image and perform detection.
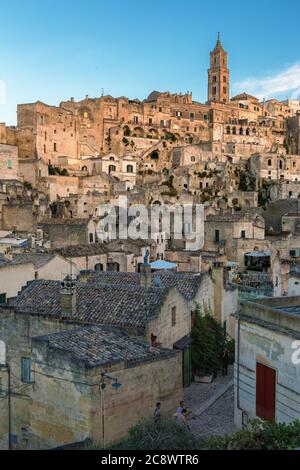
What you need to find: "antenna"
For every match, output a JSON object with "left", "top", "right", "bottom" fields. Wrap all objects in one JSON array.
[{"left": 101, "top": 88, "right": 104, "bottom": 97}]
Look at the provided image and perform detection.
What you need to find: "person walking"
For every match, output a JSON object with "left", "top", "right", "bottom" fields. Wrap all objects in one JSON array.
[{"left": 222, "top": 347, "right": 229, "bottom": 376}]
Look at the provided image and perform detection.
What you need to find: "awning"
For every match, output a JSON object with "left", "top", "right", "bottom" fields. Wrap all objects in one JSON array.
[{"left": 150, "top": 260, "right": 177, "bottom": 270}]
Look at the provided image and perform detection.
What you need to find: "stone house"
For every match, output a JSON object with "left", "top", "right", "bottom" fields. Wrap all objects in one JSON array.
[
  {"left": 38, "top": 217, "right": 96, "bottom": 248},
  {"left": 55, "top": 240, "right": 153, "bottom": 273},
  {"left": 0, "top": 257, "right": 35, "bottom": 301},
  {"left": 0, "top": 269, "right": 187, "bottom": 449},
  {"left": 28, "top": 326, "right": 181, "bottom": 449},
  {"left": 204, "top": 211, "right": 266, "bottom": 266},
  {"left": 0, "top": 144, "right": 19, "bottom": 181},
  {"left": 12, "top": 252, "right": 78, "bottom": 281},
  {"left": 81, "top": 267, "right": 238, "bottom": 336},
  {"left": 234, "top": 296, "right": 300, "bottom": 428}
]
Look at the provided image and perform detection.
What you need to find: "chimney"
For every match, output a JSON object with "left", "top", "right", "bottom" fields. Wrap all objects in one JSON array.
[
  {"left": 60, "top": 276, "right": 76, "bottom": 317},
  {"left": 140, "top": 264, "right": 152, "bottom": 288}
]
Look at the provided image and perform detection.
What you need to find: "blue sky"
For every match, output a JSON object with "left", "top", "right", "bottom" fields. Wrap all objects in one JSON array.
[{"left": 1, "top": 0, "right": 300, "bottom": 124}]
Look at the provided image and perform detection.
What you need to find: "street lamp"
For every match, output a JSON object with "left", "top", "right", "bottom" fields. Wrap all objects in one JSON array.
[{"left": 100, "top": 373, "right": 122, "bottom": 448}]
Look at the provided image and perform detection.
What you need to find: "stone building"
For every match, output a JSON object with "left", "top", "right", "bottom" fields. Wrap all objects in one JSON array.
[
  {"left": 234, "top": 296, "right": 300, "bottom": 428},
  {"left": 0, "top": 267, "right": 192, "bottom": 448},
  {"left": 56, "top": 240, "right": 152, "bottom": 273},
  {"left": 38, "top": 217, "right": 96, "bottom": 248},
  {"left": 0, "top": 144, "right": 19, "bottom": 180},
  {"left": 204, "top": 211, "right": 266, "bottom": 266},
  {"left": 0, "top": 321, "right": 181, "bottom": 449},
  {"left": 0, "top": 257, "right": 35, "bottom": 301}
]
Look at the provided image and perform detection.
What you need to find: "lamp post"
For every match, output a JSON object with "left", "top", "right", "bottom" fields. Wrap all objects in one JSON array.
[{"left": 100, "top": 373, "right": 122, "bottom": 449}]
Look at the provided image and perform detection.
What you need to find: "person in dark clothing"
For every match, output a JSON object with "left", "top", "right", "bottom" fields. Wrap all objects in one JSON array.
[
  {"left": 222, "top": 347, "right": 229, "bottom": 376},
  {"left": 154, "top": 402, "right": 161, "bottom": 421}
]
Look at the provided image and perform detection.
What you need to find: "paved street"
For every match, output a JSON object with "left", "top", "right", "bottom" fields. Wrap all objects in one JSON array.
[{"left": 184, "top": 366, "right": 236, "bottom": 442}]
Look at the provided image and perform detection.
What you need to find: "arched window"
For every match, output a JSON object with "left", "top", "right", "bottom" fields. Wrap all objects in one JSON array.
[
  {"left": 109, "top": 165, "right": 116, "bottom": 173},
  {"left": 89, "top": 233, "right": 94, "bottom": 243},
  {"left": 279, "top": 160, "right": 283, "bottom": 170},
  {"left": 246, "top": 128, "right": 250, "bottom": 136},
  {"left": 95, "top": 263, "right": 103, "bottom": 272},
  {"left": 107, "top": 262, "right": 120, "bottom": 272},
  {"left": 268, "top": 159, "right": 272, "bottom": 166},
  {"left": 127, "top": 165, "right": 134, "bottom": 173},
  {"left": 226, "top": 126, "right": 231, "bottom": 135},
  {"left": 109, "top": 156, "right": 115, "bottom": 161},
  {"left": 191, "top": 156, "right": 196, "bottom": 162},
  {"left": 239, "top": 127, "right": 243, "bottom": 135},
  {"left": 232, "top": 127, "right": 236, "bottom": 135}
]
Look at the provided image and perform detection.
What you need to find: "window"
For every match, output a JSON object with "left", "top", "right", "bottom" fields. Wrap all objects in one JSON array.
[
  {"left": 223, "top": 87, "right": 227, "bottom": 94},
  {"left": 268, "top": 159, "right": 272, "bottom": 166},
  {"left": 133, "top": 116, "right": 139, "bottom": 124},
  {"left": 40, "top": 115, "right": 44, "bottom": 125},
  {"left": 95, "top": 263, "right": 103, "bottom": 272},
  {"left": 212, "top": 87, "right": 217, "bottom": 96},
  {"left": 159, "top": 107, "right": 162, "bottom": 112},
  {"left": 213, "top": 75, "right": 217, "bottom": 82},
  {"left": 215, "top": 230, "right": 220, "bottom": 243},
  {"left": 256, "top": 363, "right": 276, "bottom": 423},
  {"left": 0, "top": 293, "right": 6, "bottom": 304},
  {"left": 109, "top": 165, "right": 116, "bottom": 173},
  {"left": 89, "top": 233, "right": 94, "bottom": 243},
  {"left": 241, "top": 230, "right": 246, "bottom": 239},
  {"left": 223, "top": 76, "right": 227, "bottom": 83},
  {"left": 149, "top": 118, "right": 153, "bottom": 125},
  {"left": 171, "top": 307, "right": 177, "bottom": 326},
  {"left": 53, "top": 143, "right": 57, "bottom": 152},
  {"left": 191, "top": 156, "right": 196, "bottom": 162},
  {"left": 21, "top": 358, "right": 31, "bottom": 384},
  {"left": 7, "top": 160, "right": 12, "bottom": 169},
  {"left": 127, "top": 165, "right": 134, "bottom": 173},
  {"left": 190, "top": 112, "right": 195, "bottom": 120}
]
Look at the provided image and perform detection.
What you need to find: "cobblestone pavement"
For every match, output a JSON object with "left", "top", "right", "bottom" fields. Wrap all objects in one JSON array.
[{"left": 183, "top": 366, "right": 236, "bottom": 441}]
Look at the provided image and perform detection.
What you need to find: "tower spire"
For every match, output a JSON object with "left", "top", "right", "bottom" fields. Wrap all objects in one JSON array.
[{"left": 208, "top": 34, "right": 230, "bottom": 103}]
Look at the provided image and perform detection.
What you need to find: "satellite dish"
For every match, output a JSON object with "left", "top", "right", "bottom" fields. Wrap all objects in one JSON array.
[{"left": 0, "top": 340, "right": 6, "bottom": 366}]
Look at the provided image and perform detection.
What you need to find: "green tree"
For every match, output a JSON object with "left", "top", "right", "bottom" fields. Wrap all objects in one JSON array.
[
  {"left": 191, "top": 306, "right": 233, "bottom": 376},
  {"left": 86, "top": 418, "right": 200, "bottom": 450},
  {"left": 204, "top": 419, "right": 300, "bottom": 450}
]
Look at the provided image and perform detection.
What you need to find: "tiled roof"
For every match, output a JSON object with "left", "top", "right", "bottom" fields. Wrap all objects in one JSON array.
[
  {"left": 56, "top": 239, "right": 153, "bottom": 257},
  {"left": 12, "top": 253, "right": 56, "bottom": 269},
  {"left": 206, "top": 212, "right": 263, "bottom": 223},
  {"left": 39, "top": 218, "right": 91, "bottom": 226},
  {"left": 0, "top": 256, "right": 33, "bottom": 268},
  {"left": 33, "top": 325, "right": 177, "bottom": 368},
  {"left": 11, "top": 280, "right": 168, "bottom": 329},
  {"left": 86, "top": 270, "right": 203, "bottom": 301}
]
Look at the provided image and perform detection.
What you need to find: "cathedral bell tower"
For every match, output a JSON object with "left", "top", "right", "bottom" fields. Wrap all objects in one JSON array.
[{"left": 208, "top": 33, "right": 230, "bottom": 104}]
